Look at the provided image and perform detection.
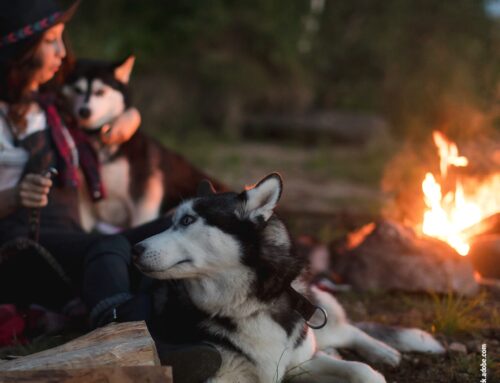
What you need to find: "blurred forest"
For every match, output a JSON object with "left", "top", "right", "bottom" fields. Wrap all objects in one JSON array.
[{"left": 65, "top": 0, "right": 500, "bottom": 139}]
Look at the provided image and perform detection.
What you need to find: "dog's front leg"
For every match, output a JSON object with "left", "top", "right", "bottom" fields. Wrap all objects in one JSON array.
[
  {"left": 316, "top": 322, "right": 401, "bottom": 367},
  {"left": 311, "top": 287, "right": 400, "bottom": 366},
  {"left": 288, "top": 352, "right": 386, "bottom": 383}
]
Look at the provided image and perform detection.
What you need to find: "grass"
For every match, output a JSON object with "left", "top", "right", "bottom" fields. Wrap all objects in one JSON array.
[
  {"left": 303, "top": 139, "right": 397, "bottom": 187},
  {"left": 430, "top": 291, "right": 494, "bottom": 336},
  {"left": 337, "top": 289, "right": 497, "bottom": 336},
  {"left": 152, "top": 128, "right": 397, "bottom": 187}
]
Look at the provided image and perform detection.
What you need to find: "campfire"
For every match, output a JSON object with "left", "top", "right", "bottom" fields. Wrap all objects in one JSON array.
[
  {"left": 419, "top": 131, "right": 500, "bottom": 256},
  {"left": 329, "top": 130, "right": 500, "bottom": 294}
]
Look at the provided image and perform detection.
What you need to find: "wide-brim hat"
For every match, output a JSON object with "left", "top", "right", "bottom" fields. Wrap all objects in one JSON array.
[{"left": 0, "top": 0, "right": 80, "bottom": 61}]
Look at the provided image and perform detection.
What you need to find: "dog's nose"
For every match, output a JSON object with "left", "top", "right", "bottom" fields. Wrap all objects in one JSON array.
[
  {"left": 132, "top": 243, "right": 146, "bottom": 262},
  {"left": 78, "top": 107, "right": 91, "bottom": 119}
]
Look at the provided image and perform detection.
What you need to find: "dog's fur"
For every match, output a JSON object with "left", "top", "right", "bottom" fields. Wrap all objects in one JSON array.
[
  {"left": 63, "top": 56, "right": 226, "bottom": 231},
  {"left": 133, "top": 174, "right": 444, "bottom": 383}
]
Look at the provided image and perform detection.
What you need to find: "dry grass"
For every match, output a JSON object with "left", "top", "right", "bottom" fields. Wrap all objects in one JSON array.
[{"left": 430, "top": 291, "right": 494, "bottom": 336}]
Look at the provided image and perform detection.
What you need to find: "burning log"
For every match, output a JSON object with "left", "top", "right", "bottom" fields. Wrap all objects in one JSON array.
[
  {"left": 460, "top": 213, "right": 500, "bottom": 279},
  {"left": 330, "top": 220, "right": 479, "bottom": 296},
  {"left": 469, "top": 234, "right": 500, "bottom": 279},
  {"left": 462, "top": 212, "right": 500, "bottom": 239}
]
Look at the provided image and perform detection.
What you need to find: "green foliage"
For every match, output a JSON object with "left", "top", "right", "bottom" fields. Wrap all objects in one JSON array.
[
  {"left": 310, "top": 0, "right": 499, "bottom": 134},
  {"left": 64, "top": 0, "right": 500, "bottom": 136}
]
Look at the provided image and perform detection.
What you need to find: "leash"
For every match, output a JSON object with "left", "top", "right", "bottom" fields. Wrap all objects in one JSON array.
[
  {"left": 287, "top": 286, "right": 328, "bottom": 329},
  {"left": 0, "top": 166, "right": 73, "bottom": 287},
  {"left": 29, "top": 167, "right": 58, "bottom": 242},
  {"left": 0, "top": 237, "right": 72, "bottom": 286}
]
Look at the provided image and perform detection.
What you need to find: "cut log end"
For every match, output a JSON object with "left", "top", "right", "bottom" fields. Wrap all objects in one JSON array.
[{"left": 0, "top": 322, "right": 161, "bottom": 372}]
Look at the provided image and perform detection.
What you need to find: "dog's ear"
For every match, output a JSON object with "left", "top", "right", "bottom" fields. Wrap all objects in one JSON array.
[
  {"left": 197, "top": 180, "right": 217, "bottom": 197},
  {"left": 114, "top": 55, "right": 136, "bottom": 84},
  {"left": 239, "top": 173, "right": 282, "bottom": 223}
]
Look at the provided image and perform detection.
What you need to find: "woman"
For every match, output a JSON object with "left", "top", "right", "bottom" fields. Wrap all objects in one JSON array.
[
  {"left": 0, "top": 1, "right": 220, "bottom": 380},
  {"left": 0, "top": 0, "right": 147, "bottom": 321}
]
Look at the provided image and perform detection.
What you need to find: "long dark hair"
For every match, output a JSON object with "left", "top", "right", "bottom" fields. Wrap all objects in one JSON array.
[{"left": 0, "top": 32, "right": 74, "bottom": 132}]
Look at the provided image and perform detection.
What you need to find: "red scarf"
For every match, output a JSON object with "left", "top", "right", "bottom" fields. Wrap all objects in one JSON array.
[{"left": 37, "top": 96, "right": 105, "bottom": 201}]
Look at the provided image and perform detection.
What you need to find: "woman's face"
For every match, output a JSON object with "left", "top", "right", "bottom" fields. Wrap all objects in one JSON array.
[{"left": 30, "top": 23, "right": 66, "bottom": 90}]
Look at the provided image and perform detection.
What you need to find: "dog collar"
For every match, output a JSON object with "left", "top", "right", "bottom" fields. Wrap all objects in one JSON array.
[
  {"left": 287, "top": 286, "right": 328, "bottom": 329},
  {"left": 83, "top": 126, "right": 105, "bottom": 136}
]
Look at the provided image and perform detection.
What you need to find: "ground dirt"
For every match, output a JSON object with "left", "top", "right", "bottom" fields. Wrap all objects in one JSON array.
[{"left": 337, "top": 290, "right": 499, "bottom": 383}]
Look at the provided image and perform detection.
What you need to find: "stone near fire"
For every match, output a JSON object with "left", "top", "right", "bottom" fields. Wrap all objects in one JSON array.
[
  {"left": 331, "top": 220, "right": 479, "bottom": 296},
  {"left": 448, "top": 342, "right": 468, "bottom": 354}
]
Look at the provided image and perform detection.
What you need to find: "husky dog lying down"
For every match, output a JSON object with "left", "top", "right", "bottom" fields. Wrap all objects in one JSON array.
[{"left": 133, "top": 174, "right": 444, "bottom": 383}]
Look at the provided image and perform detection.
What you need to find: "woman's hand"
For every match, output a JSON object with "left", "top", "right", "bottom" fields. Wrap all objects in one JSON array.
[
  {"left": 100, "top": 107, "right": 141, "bottom": 146},
  {"left": 18, "top": 173, "right": 53, "bottom": 208}
]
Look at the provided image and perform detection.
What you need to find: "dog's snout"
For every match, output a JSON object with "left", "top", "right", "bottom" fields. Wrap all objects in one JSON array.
[
  {"left": 132, "top": 243, "right": 146, "bottom": 262},
  {"left": 78, "top": 107, "right": 91, "bottom": 119}
]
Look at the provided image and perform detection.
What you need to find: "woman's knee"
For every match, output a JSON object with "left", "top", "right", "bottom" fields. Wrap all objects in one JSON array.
[{"left": 84, "top": 235, "right": 131, "bottom": 266}]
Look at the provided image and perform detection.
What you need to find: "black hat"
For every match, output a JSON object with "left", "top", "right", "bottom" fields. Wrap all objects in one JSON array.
[{"left": 0, "top": 0, "right": 80, "bottom": 61}]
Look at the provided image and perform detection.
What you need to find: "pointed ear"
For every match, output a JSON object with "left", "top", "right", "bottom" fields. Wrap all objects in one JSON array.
[
  {"left": 239, "top": 173, "right": 283, "bottom": 223},
  {"left": 114, "top": 55, "right": 136, "bottom": 84},
  {"left": 197, "top": 179, "right": 217, "bottom": 197}
]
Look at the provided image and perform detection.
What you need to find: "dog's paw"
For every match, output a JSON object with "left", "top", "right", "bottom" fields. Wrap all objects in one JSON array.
[
  {"left": 322, "top": 346, "right": 342, "bottom": 359},
  {"left": 368, "top": 342, "right": 401, "bottom": 367},
  {"left": 350, "top": 363, "right": 386, "bottom": 383}
]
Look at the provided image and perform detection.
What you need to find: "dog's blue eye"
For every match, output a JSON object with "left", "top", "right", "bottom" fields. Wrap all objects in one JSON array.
[
  {"left": 73, "top": 86, "right": 84, "bottom": 95},
  {"left": 180, "top": 215, "right": 196, "bottom": 226}
]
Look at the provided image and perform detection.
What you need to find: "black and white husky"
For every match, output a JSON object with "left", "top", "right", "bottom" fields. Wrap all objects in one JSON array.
[
  {"left": 133, "top": 174, "right": 444, "bottom": 383},
  {"left": 63, "top": 56, "right": 225, "bottom": 231}
]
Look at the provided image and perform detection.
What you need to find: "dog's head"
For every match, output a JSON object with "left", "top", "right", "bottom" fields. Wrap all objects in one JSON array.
[
  {"left": 133, "top": 173, "right": 306, "bottom": 299},
  {"left": 63, "top": 55, "right": 135, "bottom": 131}
]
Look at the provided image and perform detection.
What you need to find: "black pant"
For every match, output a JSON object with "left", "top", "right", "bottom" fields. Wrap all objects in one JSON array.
[{"left": 0, "top": 215, "right": 172, "bottom": 314}]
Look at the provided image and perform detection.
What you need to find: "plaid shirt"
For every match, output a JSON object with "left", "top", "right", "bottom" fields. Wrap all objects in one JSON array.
[{"left": 38, "top": 95, "right": 105, "bottom": 201}]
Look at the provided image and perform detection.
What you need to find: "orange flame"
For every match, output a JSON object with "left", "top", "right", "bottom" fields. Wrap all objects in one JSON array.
[{"left": 421, "top": 132, "right": 500, "bottom": 255}]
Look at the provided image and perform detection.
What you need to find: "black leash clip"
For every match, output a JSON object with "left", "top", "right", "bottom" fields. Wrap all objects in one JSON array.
[
  {"left": 288, "top": 286, "right": 328, "bottom": 330},
  {"left": 306, "top": 305, "right": 328, "bottom": 329}
]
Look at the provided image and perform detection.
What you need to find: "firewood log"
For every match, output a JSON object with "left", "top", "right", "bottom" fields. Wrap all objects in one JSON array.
[
  {"left": 0, "top": 321, "right": 160, "bottom": 371},
  {"left": 462, "top": 213, "right": 500, "bottom": 239}
]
